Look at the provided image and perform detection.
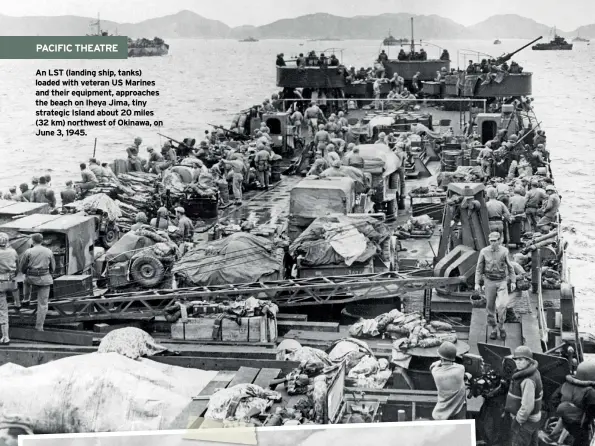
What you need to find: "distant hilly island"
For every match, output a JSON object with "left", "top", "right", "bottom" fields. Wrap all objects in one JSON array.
[{"left": 0, "top": 10, "right": 592, "bottom": 40}]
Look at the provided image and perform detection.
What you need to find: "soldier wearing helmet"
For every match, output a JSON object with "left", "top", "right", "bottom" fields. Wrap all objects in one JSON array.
[
  {"left": 524, "top": 179, "right": 547, "bottom": 232},
  {"left": 314, "top": 124, "right": 330, "bottom": 152},
  {"left": 508, "top": 186, "right": 528, "bottom": 234},
  {"left": 430, "top": 341, "right": 467, "bottom": 420},
  {"left": 505, "top": 346, "right": 543, "bottom": 446},
  {"left": 551, "top": 361, "right": 595, "bottom": 446},
  {"left": 485, "top": 186, "right": 513, "bottom": 236},
  {"left": 126, "top": 137, "right": 144, "bottom": 172},
  {"left": 475, "top": 231, "right": 516, "bottom": 340},
  {"left": 537, "top": 185, "right": 560, "bottom": 233},
  {"left": 477, "top": 143, "right": 495, "bottom": 177},
  {"left": 0, "top": 233, "right": 18, "bottom": 344}
]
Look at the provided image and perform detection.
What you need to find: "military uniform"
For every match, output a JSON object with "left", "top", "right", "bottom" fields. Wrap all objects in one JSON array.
[
  {"left": 475, "top": 235, "right": 516, "bottom": 338},
  {"left": 20, "top": 238, "right": 55, "bottom": 331}
]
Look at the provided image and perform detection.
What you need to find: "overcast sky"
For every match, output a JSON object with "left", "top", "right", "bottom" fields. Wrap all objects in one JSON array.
[{"left": 1, "top": 0, "right": 591, "bottom": 30}]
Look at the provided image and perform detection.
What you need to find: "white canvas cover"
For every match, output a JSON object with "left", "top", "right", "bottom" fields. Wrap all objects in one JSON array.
[
  {"left": 0, "top": 353, "right": 217, "bottom": 433},
  {"left": 357, "top": 144, "right": 401, "bottom": 176}
]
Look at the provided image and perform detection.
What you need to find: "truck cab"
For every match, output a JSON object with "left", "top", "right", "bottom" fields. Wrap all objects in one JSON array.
[{"left": 0, "top": 214, "right": 97, "bottom": 278}]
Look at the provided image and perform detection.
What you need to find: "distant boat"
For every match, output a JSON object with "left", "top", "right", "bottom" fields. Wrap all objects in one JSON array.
[
  {"left": 573, "top": 32, "right": 589, "bottom": 42},
  {"left": 532, "top": 27, "right": 573, "bottom": 50},
  {"left": 86, "top": 13, "right": 112, "bottom": 36},
  {"left": 383, "top": 31, "right": 409, "bottom": 46},
  {"left": 240, "top": 37, "right": 259, "bottom": 42},
  {"left": 307, "top": 37, "right": 342, "bottom": 42},
  {"left": 87, "top": 13, "right": 168, "bottom": 56},
  {"left": 494, "top": 39, "right": 501, "bottom": 44}
]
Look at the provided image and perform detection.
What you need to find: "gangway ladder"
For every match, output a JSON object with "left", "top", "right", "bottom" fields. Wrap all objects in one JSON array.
[
  {"left": 423, "top": 287, "right": 433, "bottom": 322},
  {"left": 21, "top": 272, "right": 467, "bottom": 324}
]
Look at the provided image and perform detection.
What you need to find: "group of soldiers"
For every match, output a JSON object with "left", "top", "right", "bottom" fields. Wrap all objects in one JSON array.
[
  {"left": 466, "top": 58, "right": 524, "bottom": 75},
  {"left": 431, "top": 115, "right": 591, "bottom": 446},
  {"left": 431, "top": 336, "right": 595, "bottom": 446}
]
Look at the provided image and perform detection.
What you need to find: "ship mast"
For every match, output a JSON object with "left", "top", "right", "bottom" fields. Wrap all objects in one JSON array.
[
  {"left": 410, "top": 17, "right": 415, "bottom": 53},
  {"left": 90, "top": 13, "right": 101, "bottom": 36}
]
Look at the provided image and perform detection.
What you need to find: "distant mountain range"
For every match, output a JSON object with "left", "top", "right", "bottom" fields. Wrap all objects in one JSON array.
[{"left": 0, "top": 10, "right": 591, "bottom": 40}]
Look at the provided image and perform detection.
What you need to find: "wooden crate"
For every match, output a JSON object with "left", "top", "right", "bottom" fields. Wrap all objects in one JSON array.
[{"left": 171, "top": 316, "right": 278, "bottom": 342}]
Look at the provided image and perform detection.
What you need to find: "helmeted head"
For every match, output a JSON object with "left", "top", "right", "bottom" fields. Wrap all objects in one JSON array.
[
  {"left": 546, "top": 185, "right": 556, "bottom": 193},
  {"left": 157, "top": 207, "right": 168, "bottom": 217},
  {"left": 135, "top": 212, "right": 148, "bottom": 224},
  {"left": 134, "top": 137, "right": 142, "bottom": 145},
  {"left": 31, "top": 177, "right": 39, "bottom": 185},
  {"left": 318, "top": 124, "right": 325, "bottom": 130},
  {"left": 19, "top": 183, "right": 28, "bottom": 193},
  {"left": 575, "top": 362, "right": 595, "bottom": 382},
  {"left": 347, "top": 143, "right": 355, "bottom": 151},
  {"left": 512, "top": 346, "right": 534, "bottom": 370},
  {"left": 438, "top": 341, "right": 457, "bottom": 362},
  {"left": 147, "top": 147, "right": 154, "bottom": 153},
  {"left": 0, "top": 232, "right": 9, "bottom": 248},
  {"left": 338, "top": 111, "right": 344, "bottom": 117}
]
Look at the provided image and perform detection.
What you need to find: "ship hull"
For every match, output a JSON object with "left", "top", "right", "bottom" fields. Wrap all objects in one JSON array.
[
  {"left": 532, "top": 44, "right": 573, "bottom": 50},
  {"left": 461, "top": 72, "right": 533, "bottom": 97},
  {"left": 384, "top": 59, "right": 450, "bottom": 81},
  {"left": 276, "top": 66, "right": 346, "bottom": 88},
  {"left": 127, "top": 46, "right": 169, "bottom": 57}
]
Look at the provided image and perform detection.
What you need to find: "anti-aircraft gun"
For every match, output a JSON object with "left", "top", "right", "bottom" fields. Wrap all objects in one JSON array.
[{"left": 494, "top": 36, "right": 543, "bottom": 65}]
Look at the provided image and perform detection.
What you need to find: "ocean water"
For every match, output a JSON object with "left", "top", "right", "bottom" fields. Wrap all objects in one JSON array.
[{"left": 1, "top": 38, "right": 594, "bottom": 330}]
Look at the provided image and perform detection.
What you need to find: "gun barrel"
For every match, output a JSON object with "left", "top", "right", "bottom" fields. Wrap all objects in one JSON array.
[{"left": 498, "top": 36, "right": 543, "bottom": 63}]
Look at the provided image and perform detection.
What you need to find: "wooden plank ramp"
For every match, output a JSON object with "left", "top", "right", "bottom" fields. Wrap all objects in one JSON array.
[
  {"left": 468, "top": 307, "right": 525, "bottom": 354},
  {"left": 168, "top": 366, "right": 283, "bottom": 430},
  {"left": 521, "top": 306, "right": 543, "bottom": 353}
]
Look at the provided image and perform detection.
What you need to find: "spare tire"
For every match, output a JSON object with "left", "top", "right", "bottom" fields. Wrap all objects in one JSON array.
[
  {"left": 100, "top": 226, "right": 120, "bottom": 249},
  {"left": 130, "top": 255, "right": 165, "bottom": 288}
]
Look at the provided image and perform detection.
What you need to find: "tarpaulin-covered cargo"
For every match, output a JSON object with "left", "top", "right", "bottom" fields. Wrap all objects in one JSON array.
[
  {"left": 172, "top": 232, "right": 284, "bottom": 286},
  {"left": 356, "top": 144, "right": 402, "bottom": 203},
  {"left": 289, "top": 177, "right": 356, "bottom": 243},
  {"left": 357, "top": 144, "right": 401, "bottom": 177},
  {"left": 0, "top": 213, "right": 96, "bottom": 276},
  {"left": 0, "top": 352, "right": 217, "bottom": 433},
  {"left": 103, "top": 231, "right": 157, "bottom": 264},
  {"left": 289, "top": 215, "right": 391, "bottom": 266}
]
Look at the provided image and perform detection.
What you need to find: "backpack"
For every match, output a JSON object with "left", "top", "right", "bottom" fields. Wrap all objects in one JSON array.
[{"left": 556, "top": 401, "right": 586, "bottom": 426}]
